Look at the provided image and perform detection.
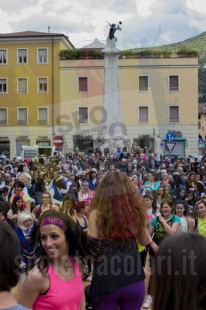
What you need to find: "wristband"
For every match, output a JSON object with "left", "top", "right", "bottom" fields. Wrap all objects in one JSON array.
[{"left": 148, "top": 240, "right": 155, "bottom": 247}]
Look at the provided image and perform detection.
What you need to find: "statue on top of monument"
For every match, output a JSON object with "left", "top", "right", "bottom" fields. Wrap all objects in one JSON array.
[{"left": 107, "top": 21, "right": 122, "bottom": 40}]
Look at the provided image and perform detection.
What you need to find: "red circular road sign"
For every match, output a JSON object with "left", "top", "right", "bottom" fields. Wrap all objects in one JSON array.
[{"left": 53, "top": 136, "right": 64, "bottom": 147}]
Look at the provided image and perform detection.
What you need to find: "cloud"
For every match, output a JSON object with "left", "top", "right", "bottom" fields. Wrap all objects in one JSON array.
[
  {"left": 136, "top": 0, "right": 157, "bottom": 18},
  {"left": 13, "top": 16, "right": 94, "bottom": 36},
  {"left": 0, "top": 0, "right": 206, "bottom": 50},
  {"left": 117, "top": 0, "right": 204, "bottom": 49},
  {"left": 109, "top": 0, "right": 137, "bottom": 14},
  {"left": 0, "top": 9, "right": 13, "bottom": 33},
  {"left": 0, "top": 0, "right": 34, "bottom": 13},
  {"left": 186, "top": 0, "right": 206, "bottom": 14},
  {"left": 155, "top": 0, "right": 186, "bottom": 15}
]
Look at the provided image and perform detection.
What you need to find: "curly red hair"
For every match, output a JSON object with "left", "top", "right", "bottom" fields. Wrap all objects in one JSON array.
[
  {"left": 90, "top": 172, "right": 146, "bottom": 238},
  {"left": 74, "top": 201, "right": 86, "bottom": 213}
]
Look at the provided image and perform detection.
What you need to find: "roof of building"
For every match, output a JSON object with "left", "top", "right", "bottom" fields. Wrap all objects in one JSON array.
[
  {"left": 0, "top": 31, "right": 74, "bottom": 48},
  {"left": 0, "top": 31, "right": 63, "bottom": 37},
  {"left": 83, "top": 38, "right": 105, "bottom": 49},
  {"left": 199, "top": 103, "right": 206, "bottom": 114}
]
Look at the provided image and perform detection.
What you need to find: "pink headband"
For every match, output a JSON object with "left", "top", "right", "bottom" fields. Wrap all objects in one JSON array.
[
  {"left": 144, "top": 194, "right": 153, "bottom": 201},
  {"left": 148, "top": 194, "right": 153, "bottom": 201},
  {"left": 40, "top": 216, "right": 65, "bottom": 231}
]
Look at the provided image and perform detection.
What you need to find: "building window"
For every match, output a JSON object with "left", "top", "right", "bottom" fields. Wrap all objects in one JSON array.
[
  {"left": 169, "top": 106, "right": 179, "bottom": 122},
  {"left": 169, "top": 75, "right": 179, "bottom": 91},
  {"left": 78, "top": 107, "right": 88, "bottom": 123},
  {"left": 17, "top": 78, "right": 28, "bottom": 94},
  {"left": 138, "top": 76, "right": 149, "bottom": 91},
  {"left": 0, "top": 108, "right": 7, "bottom": 124},
  {"left": 78, "top": 77, "right": 88, "bottom": 92},
  {"left": 37, "top": 48, "right": 48, "bottom": 64},
  {"left": 17, "top": 48, "right": 28, "bottom": 64},
  {"left": 0, "top": 49, "right": 7, "bottom": 65},
  {"left": 38, "top": 107, "right": 48, "bottom": 124},
  {"left": 138, "top": 106, "right": 149, "bottom": 122},
  {"left": 0, "top": 78, "right": 7, "bottom": 94},
  {"left": 17, "top": 108, "right": 28, "bottom": 125},
  {"left": 38, "top": 77, "right": 48, "bottom": 93}
]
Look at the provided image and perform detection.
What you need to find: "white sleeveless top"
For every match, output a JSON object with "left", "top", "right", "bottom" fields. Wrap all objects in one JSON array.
[{"left": 178, "top": 216, "right": 188, "bottom": 233}]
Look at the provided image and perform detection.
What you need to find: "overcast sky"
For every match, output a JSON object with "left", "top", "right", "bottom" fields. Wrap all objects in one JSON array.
[{"left": 0, "top": 0, "right": 206, "bottom": 49}]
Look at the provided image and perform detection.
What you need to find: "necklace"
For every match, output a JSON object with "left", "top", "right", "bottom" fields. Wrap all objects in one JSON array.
[{"left": 163, "top": 216, "right": 171, "bottom": 222}]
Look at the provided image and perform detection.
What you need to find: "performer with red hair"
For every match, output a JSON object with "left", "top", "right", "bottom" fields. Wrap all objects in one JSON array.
[
  {"left": 89, "top": 171, "right": 149, "bottom": 310},
  {"left": 74, "top": 201, "right": 88, "bottom": 232}
]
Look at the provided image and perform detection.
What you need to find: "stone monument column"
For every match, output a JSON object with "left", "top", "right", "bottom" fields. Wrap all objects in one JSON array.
[
  {"left": 95, "top": 23, "right": 130, "bottom": 150},
  {"left": 101, "top": 37, "right": 122, "bottom": 136}
]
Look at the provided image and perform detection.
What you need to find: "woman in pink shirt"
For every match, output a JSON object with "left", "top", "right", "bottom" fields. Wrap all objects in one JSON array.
[
  {"left": 160, "top": 172, "right": 172, "bottom": 187},
  {"left": 19, "top": 210, "right": 97, "bottom": 310},
  {"left": 78, "top": 180, "right": 95, "bottom": 217},
  {"left": 60, "top": 158, "right": 69, "bottom": 171}
]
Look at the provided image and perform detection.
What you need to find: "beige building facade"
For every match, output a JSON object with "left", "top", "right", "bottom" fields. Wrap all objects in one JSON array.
[{"left": 58, "top": 56, "right": 199, "bottom": 156}]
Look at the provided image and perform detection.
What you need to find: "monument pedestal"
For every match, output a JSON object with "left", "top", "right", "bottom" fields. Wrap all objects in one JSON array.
[{"left": 94, "top": 134, "right": 130, "bottom": 150}]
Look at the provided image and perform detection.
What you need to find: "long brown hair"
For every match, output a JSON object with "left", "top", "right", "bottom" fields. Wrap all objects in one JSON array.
[
  {"left": 90, "top": 172, "right": 146, "bottom": 238},
  {"left": 152, "top": 233, "right": 206, "bottom": 310},
  {"left": 11, "top": 195, "right": 24, "bottom": 215},
  {"left": 187, "top": 172, "right": 197, "bottom": 186},
  {"left": 62, "top": 194, "right": 76, "bottom": 216}
]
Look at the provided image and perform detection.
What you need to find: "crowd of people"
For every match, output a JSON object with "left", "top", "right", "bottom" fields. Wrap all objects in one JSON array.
[{"left": 0, "top": 142, "right": 206, "bottom": 310}]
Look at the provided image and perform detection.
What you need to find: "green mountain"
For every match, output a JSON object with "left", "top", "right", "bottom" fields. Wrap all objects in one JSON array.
[
  {"left": 134, "top": 31, "right": 206, "bottom": 60},
  {"left": 132, "top": 31, "right": 206, "bottom": 102}
]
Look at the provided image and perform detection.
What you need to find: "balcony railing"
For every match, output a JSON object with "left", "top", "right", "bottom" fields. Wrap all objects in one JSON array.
[
  {"left": 38, "top": 120, "right": 47, "bottom": 124},
  {"left": 17, "top": 120, "right": 27, "bottom": 125}
]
